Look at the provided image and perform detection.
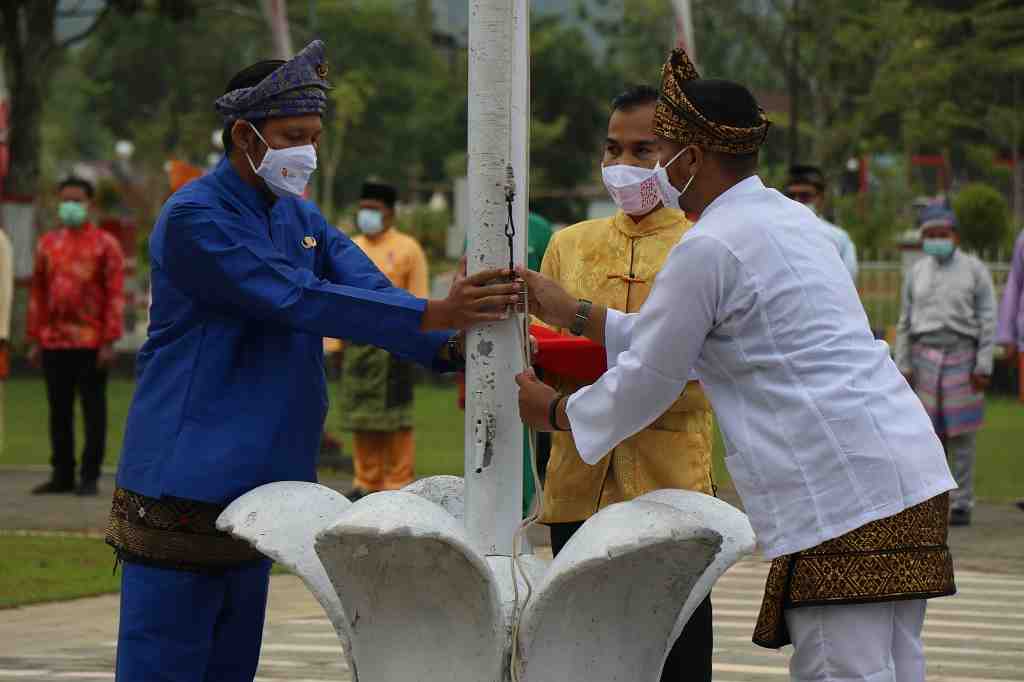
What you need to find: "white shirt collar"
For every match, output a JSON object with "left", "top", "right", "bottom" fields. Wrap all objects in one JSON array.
[{"left": 700, "top": 175, "right": 765, "bottom": 221}]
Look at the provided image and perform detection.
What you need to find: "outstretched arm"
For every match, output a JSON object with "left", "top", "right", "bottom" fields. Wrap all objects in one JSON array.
[
  {"left": 162, "top": 202, "right": 518, "bottom": 368},
  {"left": 517, "top": 266, "right": 610, "bottom": 345},
  {"left": 518, "top": 236, "right": 728, "bottom": 461}
]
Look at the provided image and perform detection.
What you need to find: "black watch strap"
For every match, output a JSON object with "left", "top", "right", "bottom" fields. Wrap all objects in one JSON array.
[
  {"left": 441, "top": 334, "right": 465, "bottom": 370},
  {"left": 569, "top": 299, "right": 592, "bottom": 337},
  {"left": 549, "top": 394, "right": 570, "bottom": 432}
]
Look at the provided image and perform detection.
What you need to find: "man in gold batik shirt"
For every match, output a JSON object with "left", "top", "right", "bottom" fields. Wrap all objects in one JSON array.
[{"left": 537, "top": 85, "right": 716, "bottom": 682}]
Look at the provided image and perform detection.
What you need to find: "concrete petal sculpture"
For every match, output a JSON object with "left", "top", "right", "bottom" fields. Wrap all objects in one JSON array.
[
  {"left": 216, "top": 481, "right": 354, "bottom": 666},
  {"left": 217, "top": 477, "right": 755, "bottom": 682},
  {"left": 315, "top": 491, "right": 507, "bottom": 682}
]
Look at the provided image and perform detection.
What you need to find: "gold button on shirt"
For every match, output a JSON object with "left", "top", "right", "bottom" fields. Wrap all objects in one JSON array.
[{"left": 537, "top": 207, "right": 714, "bottom": 523}]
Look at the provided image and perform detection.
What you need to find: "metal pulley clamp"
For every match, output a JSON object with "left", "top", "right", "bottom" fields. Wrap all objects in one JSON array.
[{"left": 504, "top": 164, "right": 516, "bottom": 276}]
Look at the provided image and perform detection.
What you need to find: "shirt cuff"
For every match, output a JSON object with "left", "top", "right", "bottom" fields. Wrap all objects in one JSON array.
[{"left": 603, "top": 309, "right": 632, "bottom": 368}]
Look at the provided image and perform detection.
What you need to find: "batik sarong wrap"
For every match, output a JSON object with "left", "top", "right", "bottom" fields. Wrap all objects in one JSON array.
[
  {"left": 911, "top": 338, "right": 985, "bottom": 437},
  {"left": 753, "top": 493, "right": 955, "bottom": 649},
  {"left": 338, "top": 344, "right": 415, "bottom": 432}
]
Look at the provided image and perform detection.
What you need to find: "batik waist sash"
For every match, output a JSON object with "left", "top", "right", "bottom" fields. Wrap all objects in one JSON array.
[
  {"left": 106, "top": 487, "right": 264, "bottom": 573},
  {"left": 753, "top": 493, "right": 956, "bottom": 649}
]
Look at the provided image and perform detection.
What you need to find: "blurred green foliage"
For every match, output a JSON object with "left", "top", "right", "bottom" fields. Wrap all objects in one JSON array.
[
  {"left": 954, "top": 182, "right": 1010, "bottom": 252},
  {"left": 20, "top": 0, "right": 1024, "bottom": 258},
  {"left": 399, "top": 206, "right": 452, "bottom": 264}
]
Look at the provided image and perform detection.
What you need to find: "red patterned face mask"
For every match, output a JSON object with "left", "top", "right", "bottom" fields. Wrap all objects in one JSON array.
[{"left": 601, "top": 164, "right": 662, "bottom": 215}]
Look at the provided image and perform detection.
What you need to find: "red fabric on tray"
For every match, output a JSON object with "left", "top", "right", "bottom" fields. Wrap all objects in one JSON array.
[{"left": 530, "top": 324, "right": 607, "bottom": 383}]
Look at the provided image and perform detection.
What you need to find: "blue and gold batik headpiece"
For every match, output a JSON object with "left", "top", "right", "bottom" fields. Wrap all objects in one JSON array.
[{"left": 215, "top": 40, "right": 331, "bottom": 123}]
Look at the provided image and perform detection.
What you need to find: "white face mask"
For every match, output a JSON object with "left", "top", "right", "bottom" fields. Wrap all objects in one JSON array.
[
  {"left": 653, "top": 147, "right": 695, "bottom": 210},
  {"left": 357, "top": 208, "right": 385, "bottom": 235},
  {"left": 601, "top": 164, "right": 662, "bottom": 216},
  {"left": 245, "top": 122, "right": 317, "bottom": 198}
]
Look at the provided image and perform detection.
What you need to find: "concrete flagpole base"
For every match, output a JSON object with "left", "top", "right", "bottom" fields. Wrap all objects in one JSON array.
[{"left": 218, "top": 478, "right": 756, "bottom": 681}]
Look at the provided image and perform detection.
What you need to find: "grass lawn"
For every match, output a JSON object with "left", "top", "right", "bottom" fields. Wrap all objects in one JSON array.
[
  {"left": 0, "top": 534, "right": 291, "bottom": 609},
  {"left": 1, "top": 377, "right": 467, "bottom": 474},
  {"left": 1, "top": 377, "right": 1021, "bottom": 608},
  {"left": 3, "top": 377, "right": 1022, "bottom": 500},
  {"left": 2, "top": 377, "right": 135, "bottom": 469},
  {"left": 0, "top": 534, "right": 120, "bottom": 609}
]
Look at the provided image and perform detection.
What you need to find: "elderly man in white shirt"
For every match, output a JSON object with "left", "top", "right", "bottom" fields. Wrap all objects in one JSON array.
[
  {"left": 784, "top": 164, "right": 859, "bottom": 280},
  {"left": 516, "top": 48, "right": 955, "bottom": 682}
]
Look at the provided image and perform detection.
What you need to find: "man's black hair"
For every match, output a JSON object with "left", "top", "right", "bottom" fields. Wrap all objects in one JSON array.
[
  {"left": 681, "top": 78, "right": 762, "bottom": 128},
  {"left": 221, "top": 59, "right": 286, "bottom": 154},
  {"left": 58, "top": 176, "right": 94, "bottom": 199},
  {"left": 611, "top": 84, "right": 659, "bottom": 113},
  {"left": 680, "top": 78, "right": 762, "bottom": 175},
  {"left": 787, "top": 164, "right": 826, "bottom": 191}
]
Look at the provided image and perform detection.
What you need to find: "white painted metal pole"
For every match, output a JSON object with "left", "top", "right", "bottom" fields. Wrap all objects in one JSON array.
[
  {"left": 465, "top": 0, "right": 528, "bottom": 556},
  {"left": 672, "top": 0, "right": 697, "bottom": 68}
]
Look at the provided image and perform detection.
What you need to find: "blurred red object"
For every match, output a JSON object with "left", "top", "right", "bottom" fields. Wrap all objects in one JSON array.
[{"left": 530, "top": 324, "right": 607, "bottom": 383}]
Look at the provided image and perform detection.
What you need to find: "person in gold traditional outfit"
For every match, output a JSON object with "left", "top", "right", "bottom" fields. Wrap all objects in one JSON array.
[{"left": 537, "top": 85, "right": 716, "bottom": 682}]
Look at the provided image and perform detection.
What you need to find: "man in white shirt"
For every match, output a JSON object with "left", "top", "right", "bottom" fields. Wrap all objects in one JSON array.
[
  {"left": 784, "top": 164, "right": 858, "bottom": 280},
  {"left": 895, "top": 207, "right": 996, "bottom": 528},
  {"left": 516, "top": 47, "right": 956, "bottom": 682}
]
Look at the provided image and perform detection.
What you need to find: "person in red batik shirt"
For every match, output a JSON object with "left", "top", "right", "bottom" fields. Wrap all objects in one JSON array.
[{"left": 27, "top": 177, "right": 125, "bottom": 496}]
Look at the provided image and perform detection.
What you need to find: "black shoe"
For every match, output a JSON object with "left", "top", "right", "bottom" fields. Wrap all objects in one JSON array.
[
  {"left": 950, "top": 508, "right": 972, "bottom": 526},
  {"left": 1016, "top": 499, "right": 1024, "bottom": 512},
  {"left": 31, "top": 479, "right": 75, "bottom": 495},
  {"left": 75, "top": 480, "right": 99, "bottom": 496}
]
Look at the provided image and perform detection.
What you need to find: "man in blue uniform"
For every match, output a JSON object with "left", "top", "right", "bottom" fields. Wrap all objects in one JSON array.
[{"left": 106, "top": 41, "right": 518, "bottom": 681}]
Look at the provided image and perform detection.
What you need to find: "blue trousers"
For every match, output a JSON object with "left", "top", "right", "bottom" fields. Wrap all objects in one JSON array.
[{"left": 116, "top": 559, "right": 272, "bottom": 682}]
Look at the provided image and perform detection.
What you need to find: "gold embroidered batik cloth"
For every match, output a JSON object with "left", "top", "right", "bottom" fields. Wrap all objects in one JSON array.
[
  {"left": 106, "top": 487, "right": 264, "bottom": 573},
  {"left": 752, "top": 493, "right": 956, "bottom": 649}
]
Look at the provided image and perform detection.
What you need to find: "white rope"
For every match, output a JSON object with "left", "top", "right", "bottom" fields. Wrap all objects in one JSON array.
[{"left": 510, "top": 305, "right": 541, "bottom": 682}]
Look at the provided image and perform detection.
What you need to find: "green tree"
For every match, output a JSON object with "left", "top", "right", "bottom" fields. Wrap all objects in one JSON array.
[
  {"left": 529, "top": 13, "right": 617, "bottom": 221},
  {"left": 0, "top": 1, "right": 204, "bottom": 199},
  {"left": 954, "top": 182, "right": 1010, "bottom": 251},
  {"left": 309, "top": 1, "right": 464, "bottom": 208},
  {"left": 317, "top": 70, "right": 375, "bottom": 221}
]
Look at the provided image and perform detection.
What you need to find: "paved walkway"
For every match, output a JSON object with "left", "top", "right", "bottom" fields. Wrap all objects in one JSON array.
[{"left": 2, "top": 560, "right": 1023, "bottom": 681}]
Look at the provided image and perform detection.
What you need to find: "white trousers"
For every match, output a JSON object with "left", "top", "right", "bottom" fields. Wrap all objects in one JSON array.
[{"left": 785, "top": 599, "right": 927, "bottom": 682}]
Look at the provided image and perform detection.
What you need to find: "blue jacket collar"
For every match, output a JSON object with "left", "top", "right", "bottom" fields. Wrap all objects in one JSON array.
[{"left": 214, "top": 156, "right": 274, "bottom": 214}]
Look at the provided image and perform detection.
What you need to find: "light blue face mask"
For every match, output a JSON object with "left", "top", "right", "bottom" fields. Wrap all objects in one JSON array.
[
  {"left": 57, "top": 201, "right": 88, "bottom": 227},
  {"left": 922, "top": 237, "right": 955, "bottom": 260},
  {"left": 357, "top": 208, "right": 385, "bottom": 235}
]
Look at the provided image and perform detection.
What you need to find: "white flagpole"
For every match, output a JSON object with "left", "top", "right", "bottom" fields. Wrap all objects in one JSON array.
[
  {"left": 465, "top": 0, "right": 529, "bottom": 556},
  {"left": 672, "top": 0, "right": 698, "bottom": 69}
]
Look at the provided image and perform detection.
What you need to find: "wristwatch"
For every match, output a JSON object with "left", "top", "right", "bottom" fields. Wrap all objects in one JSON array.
[
  {"left": 569, "top": 299, "right": 592, "bottom": 337},
  {"left": 439, "top": 333, "right": 466, "bottom": 370},
  {"left": 549, "top": 394, "right": 570, "bottom": 431}
]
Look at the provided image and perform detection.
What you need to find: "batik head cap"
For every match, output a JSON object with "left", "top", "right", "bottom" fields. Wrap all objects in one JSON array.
[
  {"left": 653, "top": 48, "right": 771, "bottom": 154},
  {"left": 215, "top": 40, "right": 331, "bottom": 123},
  {"left": 918, "top": 205, "right": 958, "bottom": 232}
]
